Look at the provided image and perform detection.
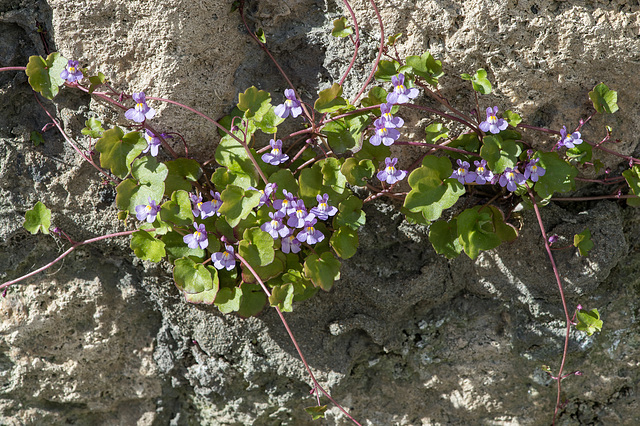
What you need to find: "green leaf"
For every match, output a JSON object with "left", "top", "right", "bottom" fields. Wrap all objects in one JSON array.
[
  {"left": 237, "top": 86, "right": 271, "bottom": 119},
  {"left": 214, "top": 134, "right": 259, "bottom": 190},
  {"left": 333, "top": 195, "right": 366, "bottom": 230},
  {"left": 218, "top": 186, "right": 261, "bottom": 227},
  {"left": 88, "top": 72, "right": 106, "bottom": 94},
  {"left": 566, "top": 141, "right": 593, "bottom": 164},
  {"left": 456, "top": 207, "right": 502, "bottom": 260},
  {"left": 374, "top": 60, "right": 400, "bottom": 82},
  {"left": 24, "top": 201, "right": 51, "bottom": 234},
  {"left": 305, "top": 405, "right": 328, "bottom": 420},
  {"left": 461, "top": 68, "right": 491, "bottom": 94},
  {"left": 252, "top": 104, "right": 285, "bottom": 134},
  {"left": 354, "top": 140, "right": 391, "bottom": 164},
  {"left": 164, "top": 158, "right": 202, "bottom": 196},
  {"left": 255, "top": 28, "right": 266, "bottom": 44},
  {"left": 81, "top": 117, "right": 105, "bottom": 138},
  {"left": 341, "top": 157, "right": 375, "bottom": 186},
  {"left": 214, "top": 286, "right": 242, "bottom": 313},
  {"left": 404, "top": 156, "right": 465, "bottom": 221},
  {"left": 30, "top": 131, "right": 44, "bottom": 146},
  {"left": 331, "top": 17, "right": 353, "bottom": 37},
  {"left": 589, "top": 83, "right": 618, "bottom": 114},
  {"left": 573, "top": 228, "right": 594, "bottom": 257},
  {"left": 238, "top": 227, "right": 275, "bottom": 267},
  {"left": 283, "top": 269, "right": 318, "bottom": 302},
  {"left": 184, "top": 286, "right": 219, "bottom": 305},
  {"left": 237, "top": 283, "right": 267, "bottom": 317},
  {"left": 533, "top": 152, "right": 578, "bottom": 200},
  {"left": 428, "top": 219, "right": 462, "bottom": 259},
  {"left": 330, "top": 226, "right": 359, "bottom": 259},
  {"left": 479, "top": 135, "right": 522, "bottom": 174},
  {"left": 160, "top": 190, "right": 194, "bottom": 227},
  {"left": 304, "top": 252, "right": 341, "bottom": 291},
  {"left": 503, "top": 110, "right": 522, "bottom": 127},
  {"left": 387, "top": 32, "right": 402, "bottom": 46},
  {"left": 242, "top": 251, "right": 285, "bottom": 284},
  {"left": 424, "top": 123, "right": 449, "bottom": 144},
  {"left": 268, "top": 169, "right": 298, "bottom": 198},
  {"left": 576, "top": 308, "right": 603, "bottom": 336},
  {"left": 314, "top": 83, "right": 349, "bottom": 113},
  {"left": 162, "top": 231, "right": 205, "bottom": 263},
  {"left": 25, "top": 53, "right": 67, "bottom": 99},
  {"left": 269, "top": 283, "right": 295, "bottom": 312},
  {"left": 447, "top": 132, "right": 480, "bottom": 161},
  {"left": 95, "top": 127, "right": 147, "bottom": 179},
  {"left": 132, "top": 156, "right": 168, "bottom": 186},
  {"left": 622, "top": 166, "right": 640, "bottom": 207},
  {"left": 360, "top": 86, "right": 389, "bottom": 109},
  {"left": 323, "top": 118, "right": 358, "bottom": 154},
  {"left": 406, "top": 51, "right": 443, "bottom": 86},
  {"left": 298, "top": 164, "right": 323, "bottom": 207},
  {"left": 173, "top": 257, "right": 216, "bottom": 294},
  {"left": 130, "top": 230, "right": 166, "bottom": 262},
  {"left": 320, "top": 157, "right": 348, "bottom": 199}
]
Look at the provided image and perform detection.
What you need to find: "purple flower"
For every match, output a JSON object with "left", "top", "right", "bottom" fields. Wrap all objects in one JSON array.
[
  {"left": 296, "top": 218, "right": 324, "bottom": 245},
  {"left": 60, "top": 60, "right": 83, "bottom": 83},
  {"left": 190, "top": 193, "right": 219, "bottom": 219},
  {"left": 143, "top": 130, "right": 162, "bottom": 157},
  {"left": 183, "top": 222, "right": 208, "bottom": 250},
  {"left": 274, "top": 89, "right": 303, "bottom": 119},
  {"left": 261, "top": 211, "right": 290, "bottom": 239},
  {"left": 310, "top": 193, "right": 338, "bottom": 220},
  {"left": 450, "top": 159, "right": 477, "bottom": 185},
  {"left": 379, "top": 103, "right": 404, "bottom": 128},
  {"left": 377, "top": 157, "right": 407, "bottom": 185},
  {"left": 479, "top": 106, "right": 508, "bottom": 134},
  {"left": 287, "top": 199, "right": 314, "bottom": 229},
  {"left": 211, "top": 244, "right": 236, "bottom": 270},
  {"left": 125, "top": 92, "right": 155, "bottom": 123},
  {"left": 524, "top": 158, "right": 546, "bottom": 182},
  {"left": 558, "top": 126, "right": 583, "bottom": 149},
  {"left": 386, "top": 73, "right": 419, "bottom": 104},
  {"left": 261, "top": 139, "right": 289, "bottom": 165},
  {"left": 209, "top": 191, "right": 223, "bottom": 216},
  {"left": 281, "top": 231, "right": 302, "bottom": 254},
  {"left": 548, "top": 235, "right": 558, "bottom": 244},
  {"left": 249, "top": 182, "right": 277, "bottom": 208},
  {"left": 135, "top": 197, "right": 161, "bottom": 222},
  {"left": 473, "top": 159, "right": 494, "bottom": 184},
  {"left": 370, "top": 117, "right": 401, "bottom": 146},
  {"left": 499, "top": 167, "right": 525, "bottom": 192},
  {"left": 273, "top": 189, "right": 297, "bottom": 214}
]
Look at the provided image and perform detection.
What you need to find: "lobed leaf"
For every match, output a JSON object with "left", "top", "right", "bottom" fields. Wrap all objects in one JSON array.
[
  {"left": 573, "top": 228, "right": 594, "bottom": 257},
  {"left": 331, "top": 17, "right": 353, "bottom": 38},
  {"left": 589, "top": 83, "right": 618, "bottom": 114},
  {"left": 95, "top": 127, "right": 147, "bottom": 179},
  {"left": 130, "top": 230, "right": 166, "bottom": 262},
  {"left": 406, "top": 51, "right": 443, "bottom": 86},
  {"left": 304, "top": 252, "right": 341, "bottom": 291},
  {"left": 314, "top": 83, "right": 349, "bottom": 113},
  {"left": 25, "top": 53, "right": 67, "bottom": 99},
  {"left": 24, "top": 201, "right": 51, "bottom": 235}
]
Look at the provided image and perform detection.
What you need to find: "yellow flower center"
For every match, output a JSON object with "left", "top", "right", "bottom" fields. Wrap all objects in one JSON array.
[
  {"left": 146, "top": 205, "right": 152, "bottom": 211},
  {"left": 488, "top": 115, "right": 498, "bottom": 124},
  {"left": 69, "top": 67, "right": 76, "bottom": 73},
  {"left": 477, "top": 166, "right": 485, "bottom": 173},
  {"left": 386, "top": 166, "right": 396, "bottom": 174},
  {"left": 194, "top": 231, "right": 202, "bottom": 238},
  {"left": 135, "top": 102, "right": 145, "bottom": 111}
]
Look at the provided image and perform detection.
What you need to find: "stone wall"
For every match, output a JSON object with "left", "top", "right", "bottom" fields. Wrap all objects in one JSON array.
[{"left": 1, "top": 0, "right": 639, "bottom": 424}]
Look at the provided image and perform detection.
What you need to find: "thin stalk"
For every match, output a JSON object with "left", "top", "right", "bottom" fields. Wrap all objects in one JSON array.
[
  {"left": 351, "top": 0, "right": 384, "bottom": 105},
  {"left": 234, "top": 253, "right": 362, "bottom": 425},
  {"left": 338, "top": 0, "right": 360, "bottom": 87},
  {"left": 527, "top": 187, "right": 571, "bottom": 425},
  {"left": 1, "top": 229, "right": 140, "bottom": 290}
]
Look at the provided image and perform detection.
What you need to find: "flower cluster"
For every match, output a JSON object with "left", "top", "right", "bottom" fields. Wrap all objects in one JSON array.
[
  {"left": 260, "top": 189, "right": 337, "bottom": 252},
  {"left": 449, "top": 158, "right": 545, "bottom": 192}
]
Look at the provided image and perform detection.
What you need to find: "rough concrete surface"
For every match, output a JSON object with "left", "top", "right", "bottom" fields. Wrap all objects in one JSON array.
[{"left": 1, "top": 0, "right": 640, "bottom": 425}]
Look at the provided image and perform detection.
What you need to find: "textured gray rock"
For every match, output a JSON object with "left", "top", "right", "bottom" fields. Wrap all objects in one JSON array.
[{"left": 2, "top": 0, "right": 640, "bottom": 425}]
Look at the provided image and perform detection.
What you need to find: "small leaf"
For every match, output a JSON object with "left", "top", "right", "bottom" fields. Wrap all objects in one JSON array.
[
  {"left": 387, "top": 33, "right": 402, "bottom": 46},
  {"left": 503, "top": 110, "right": 522, "bottom": 127},
  {"left": 214, "top": 134, "right": 259, "bottom": 190},
  {"left": 162, "top": 231, "right": 205, "bottom": 263},
  {"left": 330, "top": 226, "right": 359, "bottom": 259},
  {"left": 30, "top": 131, "right": 45, "bottom": 146},
  {"left": 130, "top": 230, "right": 166, "bottom": 262},
  {"left": 374, "top": 60, "right": 400, "bottom": 82},
  {"left": 215, "top": 286, "right": 242, "bottom": 313},
  {"left": 304, "top": 252, "right": 341, "bottom": 291},
  {"left": 269, "top": 283, "right": 295, "bottom": 312},
  {"left": 429, "top": 219, "right": 462, "bottom": 259},
  {"left": 255, "top": 28, "right": 266, "bottom": 44},
  {"left": 164, "top": 158, "right": 203, "bottom": 196},
  {"left": 331, "top": 17, "right": 353, "bottom": 38},
  {"left": 218, "top": 186, "right": 261, "bottom": 227},
  {"left": 424, "top": 123, "right": 449, "bottom": 144},
  {"left": 24, "top": 201, "right": 51, "bottom": 234},
  {"left": 237, "top": 86, "right": 271, "bottom": 119},
  {"left": 81, "top": 117, "right": 105, "bottom": 138},
  {"left": 573, "top": 228, "right": 594, "bottom": 257},
  {"left": 533, "top": 152, "right": 579, "bottom": 200},
  {"left": 88, "top": 71, "right": 107, "bottom": 94},
  {"left": 25, "top": 53, "right": 67, "bottom": 99},
  {"left": 576, "top": 308, "right": 603, "bottom": 336},
  {"left": 456, "top": 207, "right": 502, "bottom": 259},
  {"left": 237, "top": 283, "right": 267, "bottom": 317},
  {"left": 173, "top": 257, "right": 216, "bottom": 294},
  {"left": 463, "top": 68, "right": 492, "bottom": 94},
  {"left": 480, "top": 135, "right": 522, "bottom": 174},
  {"left": 341, "top": 158, "right": 375, "bottom": 186},
  {"left": 305, "top": 405, "right": 328, "bottom": 420},
  {"left": 314, "top": 83, "right": 349, "bottom": 113},
  {"left": 360, "top": 86, "right": 389, "bottom": 108},
  {"left": 589, "top": 83, "right": 618, "bottom": 114},
  {"left": 95, "top": 128, "right": 147, "bottom": 179},
  {"left": 333, "top": 195, "right": 366, "bottom": 230},
  {"left": 238, "top": 227, "right": 275, "bottom": 267},
  {"left": 160, "top": 190, "right": 194, "bottom": 227},
  {"left": 622, "top": 166, "right": 640, "bottom": 207},
  {"left": 406, "top": 51, "right": 443, "bottom": 86}
]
